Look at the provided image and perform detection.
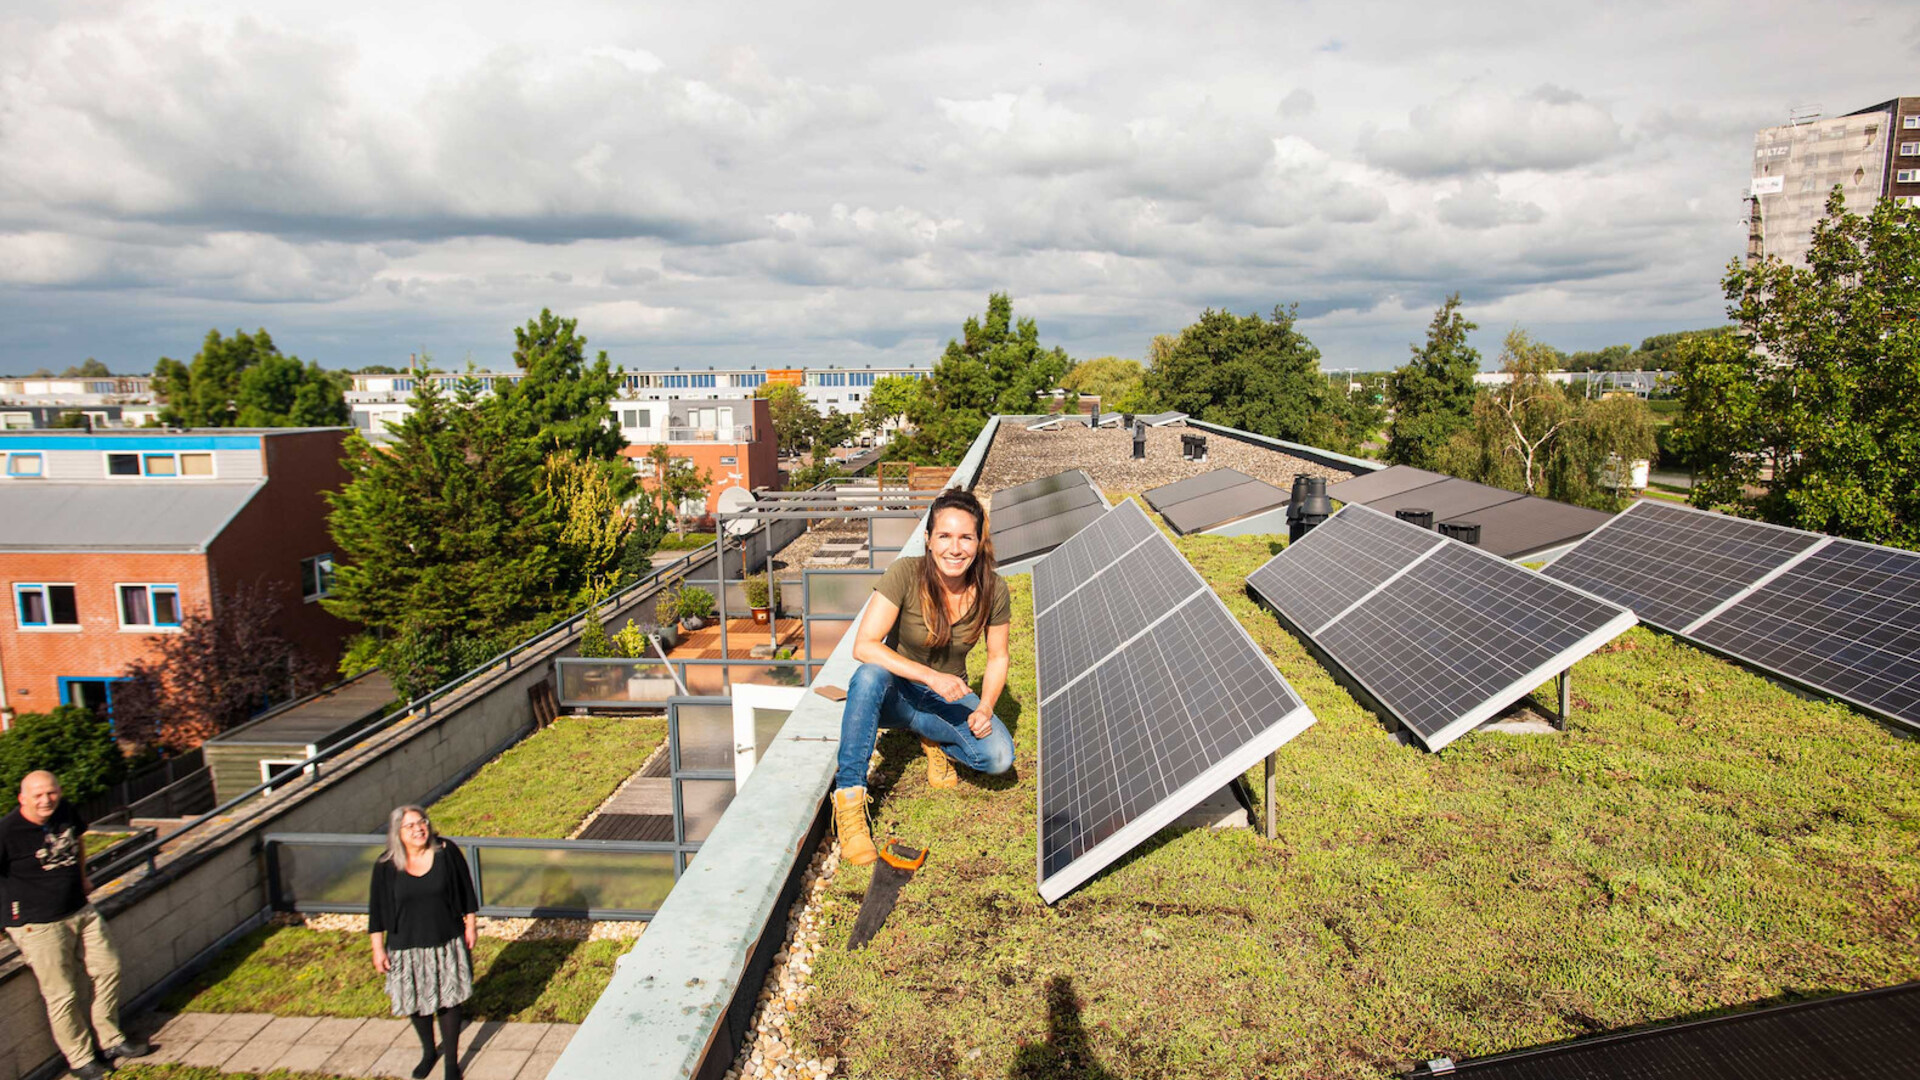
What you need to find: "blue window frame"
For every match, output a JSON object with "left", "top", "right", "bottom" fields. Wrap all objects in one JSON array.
[
  {"left": 15, "top": 583, "right": 78, "bottom": 628},
  {"left": 736, "top": 373, "right": 766, "bottom": 388},
  {"left": 7, "top": 452, "right": 43, "bottom": 477},
  {"left": 59, "top": 677, "right": 131, "bottom": 722},
  {"left": 117, "top": 584, "right": 182, "bottom": 628}
]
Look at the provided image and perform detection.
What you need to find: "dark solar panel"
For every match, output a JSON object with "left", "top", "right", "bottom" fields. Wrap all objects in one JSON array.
[
  {"left": 1159, "top": 479, "right": 1291, "bottom": 536},
  {"left": 1363, "top": 477, "right": 1527, "bottom": 521},
  {"left": 1248, "top": 505, "right": 1635, "bottom": 752},
  {"left": 1037, "top": 594, "right": 1312, "bottom": 901},
  {"left": 1312, "top": 542, "right": 1636, "bottom": 749},
  {"left": 991, "top": 469, "right": 1092, "bottom": 511},
  {"left": 1030, "top": 501, "right": 1159, "bottom": 614},
  {"left": 1422, "top": 982, "right": 1920, "bottom": 1080},
  {"left": 1691, "top": 539, "right": 1920, "bottom": 731},
  {"left": 993, "top": 503, "right": 1109, "bottom": 568},
  {"left": 1142, "top": 468, "right": 1256, "bottom": 511},
  {"left": 1036, "top": 539, "right": 1208, "bottom": 698},
  {"left": 989, "top": 484, "right": 1102, "bottom": 531},
  {"left": 1247, "top": 504, "right": 1443, "bottom": 634},
  {"left": 1541, "top": 500, "right": 1824, "bottom": 632},
  {"left": 1326, "top": 465, "right": 1450, "bottom": 505},
  {"left": 1444, "top": 496, "right": 1614, "bottom": 559}
]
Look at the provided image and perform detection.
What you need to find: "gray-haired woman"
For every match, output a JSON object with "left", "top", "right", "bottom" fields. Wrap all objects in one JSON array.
[{"left": 368, "top": 806, "right": 478, "bottom": 1080}]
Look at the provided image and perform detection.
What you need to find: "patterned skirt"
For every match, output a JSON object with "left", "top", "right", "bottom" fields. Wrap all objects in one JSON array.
[{"left": 385, "top": 937, "right": 473, "bottom": 1016}]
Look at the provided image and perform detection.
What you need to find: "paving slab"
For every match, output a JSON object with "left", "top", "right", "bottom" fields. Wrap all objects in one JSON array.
[
  {"left": 345, "top": 1017, "right": 412, "bottom": 1049},
  {"left": 487, "top": 1023, "right": 550, "bottom": 1051},
  {"left": 322, "top": 1043, "right": 391, "bottom": 1075},
  {"left": 256, "top": 1015, "right": 322, "bottom": 1043},
  {"left": 152, "top": 1012, "right": 229, "bottom": 1043},
  {"left": 467, "top": 1049, "right": 531, "bottom": 1080},
  {"left": 534, "top": 1025, "right": 578, "bottom": 1054},
  {"left": 518, "top": 1050, "right": 564, "bottom": 1080},
  {"left": 177, "top": 1040, "right": 246, "bottom": 1069},
  {"left": 371, "top": 1043, "right": 427, "bottom": 1078},
  {"left": 130, "top": 1012, "right": 573, "bottom": 1079},
  {"left": 461, "top": 1020, "right": 505, "bottom": 1056},
  {"left": 210, "top": 1012, "right": 277, "bottom": 1042},
  {"left": 300, "top": 1016, "right": 370, "bottom": 1045},
  {"left": 277, "top": 1043, "right": 343, "bottom": 1072},
  {"left": 224, "top": 1040, "right": 307, "bottom": 1074}
]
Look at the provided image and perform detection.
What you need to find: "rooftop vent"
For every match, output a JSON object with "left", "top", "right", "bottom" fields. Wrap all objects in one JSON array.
[
  {"left": 1287, "top": 475, "right": 1332, "bottom": 542},
  {"left": 1395, "top": 508, "right": 1434, "bottom": 530},
  {"left": 1438, "top": 521, "right": 1482, "bottom": 546}
]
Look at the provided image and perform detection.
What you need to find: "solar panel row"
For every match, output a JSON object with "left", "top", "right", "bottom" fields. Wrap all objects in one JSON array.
[
  {"left": 1248, "top": 505, "right": 1637, "bottom": 751},
  {"left": 1034, "top": 501, "right": 1315, "bottom": 903},
  {"left": 987, "top": 470, "right": 1112, "bottom": 567},
  {"left": 1141, "top": 467, "right": 1292, "bottom": 535},
  {"left": 1543, "top": 500, "right": 1920, "bottom": 732},
  {"left": 1326, "top": 465, "right": 1613, "bottom": 560}
]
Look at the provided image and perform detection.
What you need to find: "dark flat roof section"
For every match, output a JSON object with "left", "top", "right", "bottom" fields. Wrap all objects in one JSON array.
[
  {"left": 208, "top": 670, "right": 399, "bottom": 746},
  {"left": 1142, "top": 467, "right": 1291, "bottom": 536},
  {"left": 987, "top": 469, "right": 1109, "bottom": 565},
  {"left": 1410, "top": 982, "right": 1920, "bottom": 1080}
]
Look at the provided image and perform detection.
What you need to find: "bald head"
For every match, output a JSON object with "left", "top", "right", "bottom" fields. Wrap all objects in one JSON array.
[{"left": 18, "top": 771, "right": 61, "bottom": 824}]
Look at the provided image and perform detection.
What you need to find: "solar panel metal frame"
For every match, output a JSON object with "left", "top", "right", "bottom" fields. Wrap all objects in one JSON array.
[
  {"left": 994, "top": 501, "right": 1111, "bottom": 567},
  {"left": 1361, "top": 477, "right": 1528, "bottom": 522},
  {"left": 989, "top": 484, "right": 1102, "bottom": 532},
  {"left": 1441, "top": 496, "right": 1615, "bottom": 560},
  {"left": 1141, "top": 411, "right": 1189, "bottom": 426},
  {"left": 1248, "top": 503, "right": 1636, "bottom": 752},
  {"left": 1543, "top": 499, "right": 1920, "bottom": 733},
  {"left": 1034, "top": 500, "right": 1315, "bottom": 903}
]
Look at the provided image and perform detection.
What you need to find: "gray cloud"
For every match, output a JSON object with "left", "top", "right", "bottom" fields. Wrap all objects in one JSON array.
[{"left": 1359, "top": 84, "right": 1626, "bottom": 177}]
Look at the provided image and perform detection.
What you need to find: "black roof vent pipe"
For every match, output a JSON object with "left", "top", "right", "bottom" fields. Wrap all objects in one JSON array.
[
  {"left": 1289, "top": 475, "right": 1333, "bottom": 542},
  {"left": 1395, "top": 508, "right": 1434, "bottom": 530},
  {"left": 1132, "top": 420, "right": 1147, "bottom": 459},
  {"left": 1438, "top": 521, "right": 1482, "bottom": 546}
]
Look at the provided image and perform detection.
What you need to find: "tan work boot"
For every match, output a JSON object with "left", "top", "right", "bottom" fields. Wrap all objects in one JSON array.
[
  {"left": 920, "top": 737, "right": 959, "bottom": 789},
  {"left": 833, "top": 786, "right": 878, "bottom": 866}
]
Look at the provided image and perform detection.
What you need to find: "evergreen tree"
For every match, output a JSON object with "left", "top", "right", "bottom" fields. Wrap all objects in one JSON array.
[
  {"left": 1387, "top": 294, "right": 1481, "bottom": 469},
  {"left": 495, "top": 309, "right": 625, "bottom": 463}
]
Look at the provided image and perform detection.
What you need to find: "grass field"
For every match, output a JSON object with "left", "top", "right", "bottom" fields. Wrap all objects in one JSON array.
[
  {"left": 792, "top": 525, "right": 1920, "bottom": 1079},
  {"left": 429, "top": 714, "right": 666, "bottom": 838},
  {"left": 160, "top": 926, "right": 627, "bottom": 1025}
]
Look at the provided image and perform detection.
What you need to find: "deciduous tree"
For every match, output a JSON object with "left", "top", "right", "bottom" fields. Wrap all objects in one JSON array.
[
  {"left": 152, "top": 329, "right": 346, "bottom": 427},
  {"left": 1388, "top": 294, "right": 1481, "bottom": 469},
  {"left": 0, "top": 707, "right": 127, "bottom": 805},
  {"left": 1143, "top": 305, "right": 1340, "bottom": 446},
  {"left": 756, "top": 383, "right": 820, "bottom": 456}
]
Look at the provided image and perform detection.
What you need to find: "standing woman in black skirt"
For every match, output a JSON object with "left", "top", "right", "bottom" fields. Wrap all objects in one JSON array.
[{"left": 369, "top": 805, "right": 478, "bottom": 1080}]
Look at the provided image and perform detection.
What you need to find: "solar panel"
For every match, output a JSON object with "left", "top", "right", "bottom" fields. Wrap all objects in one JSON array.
[
  {"left": 1419, "top": 981, "right": 1920, "bottom": 1080},
  {"left": 1540, "top": 500, "right": 1823, "bottom": 634},
  {"left": 993, "top": 503, "right": 1110, "bottom": 568},
  {"left": 1034, "top": 500, "right": 1314, "bottom": 902},
  {"left": 1030, "top": 500, "right": 1160, "bottom": 614},
  {"left": 991, "top": 469, "right": 1092, "bottom": 511},
  {"left": 1441, "top": 496, "right": 1615, "bottom": 560},
  {"left": 1326, "top": 465, "right": 1449, "bottom": 505},
  {"left": 989, "top": 484, "right": 1102, "bottom": 532},
  {"left": 1142, "top": 468, "right": 1257, "bottom": 511},
  {"left": 1248, "top": 504, "right": 1636, "bottom": 752},
  {"left": 1363, "top": 477, "right": 1527, "bottom": 522},
  {"left": 1141, "top": 411, "right": 1189, "bottom": 426}
]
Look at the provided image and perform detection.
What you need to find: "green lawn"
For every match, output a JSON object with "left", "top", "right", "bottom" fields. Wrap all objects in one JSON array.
[
  {"left": 793, "top": 527, "right": 1920, "bottom": 1079},
  {"left": 430, "top": 714, "right": 666, "bottom": 838},
  {"left": 160, "top": 926, "right": 627, "bottom": 1024}
]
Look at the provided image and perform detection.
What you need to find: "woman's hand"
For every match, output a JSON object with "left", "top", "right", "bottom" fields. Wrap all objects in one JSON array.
[
  {"left": 464, "top": 919, "right": 478, "bottom": 951},
  {"left": 925, "top": 671, "right": 970, "bottom": 703},
  {"left": 966, "top": 707, "right": 993, "bottom": 739},
  {"left": 372, "top": 945, "right": 391, "bottom": 974}
]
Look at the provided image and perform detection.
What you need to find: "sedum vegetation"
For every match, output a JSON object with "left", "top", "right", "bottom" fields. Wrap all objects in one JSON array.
[
  {"left": 793, "top": 526, "right": 1920, "bottom": 1080},
  {"left": 429, "top": 714, "right": 666, "bottom": 839}
]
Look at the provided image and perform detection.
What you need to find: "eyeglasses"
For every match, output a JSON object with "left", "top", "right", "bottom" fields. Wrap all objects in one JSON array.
[{"left": 401, "top": 818, "right": 431, "bottom": 831}]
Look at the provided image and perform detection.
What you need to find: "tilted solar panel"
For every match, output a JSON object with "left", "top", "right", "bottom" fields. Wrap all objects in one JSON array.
[
  {"left": 1142, "top": 468, "right": 1257, "bottom": 511},
  {"left": 1033, "top": 499, "right": 1315, "bottom": 902},
  {"left": 1540, "top": 500, "right": 1820, "bottom": 630},
  {"left": 1325, "top": 464, "right": 1449, "bottom": 505},
  {"left": 989, "top": 484, "right": 1102, "bottom": 532},
  {"left": 1363, "top": 477, "right": 1526, "bottom": 522},
  {"left": 991, "top": 469, "right": 1092, "bottom": 511},
  {"left": 1159, "top": 479, "right": 1291, "bottom": 536},
  {"left": 1029, "top": 500, "right": 1159, "bottom": 614},
  {"left": 1248, "top": 504, "right": 1636, "bottom": 752},
  {"left": 993, "top": 503, "right": 1109, "bottom": 568}
]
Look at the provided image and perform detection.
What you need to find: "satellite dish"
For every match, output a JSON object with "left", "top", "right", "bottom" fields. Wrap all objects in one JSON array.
[{"left": 716, "top": 486, "right": 758, "bottom": 537}]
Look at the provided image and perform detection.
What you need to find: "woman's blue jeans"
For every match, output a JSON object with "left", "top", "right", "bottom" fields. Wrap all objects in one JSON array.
[{"left": 834, "top": 662, "right": 1015, "bottom": 790}]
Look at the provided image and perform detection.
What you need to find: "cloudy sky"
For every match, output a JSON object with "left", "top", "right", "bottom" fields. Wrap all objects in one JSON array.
[{"left": 2, "top": 1, "right": 1915, "bottom": 375}]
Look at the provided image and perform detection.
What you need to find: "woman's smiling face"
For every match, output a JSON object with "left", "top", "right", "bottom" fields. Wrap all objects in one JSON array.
[{"left": 927, "top": 507, "right": 981, "bottom": 581}]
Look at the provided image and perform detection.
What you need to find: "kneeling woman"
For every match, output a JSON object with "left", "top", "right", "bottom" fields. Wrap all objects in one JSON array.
[{"left": 834, "top": 488, "right": 1015, "bottom": 865}]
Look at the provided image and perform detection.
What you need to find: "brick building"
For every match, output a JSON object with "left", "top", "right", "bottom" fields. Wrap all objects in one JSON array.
[
  {"left": 618, "top": 397, "right": 779, "bottom": 515},
  {"left": 0, "top": 428, "right": 354, "bottom": 727}
]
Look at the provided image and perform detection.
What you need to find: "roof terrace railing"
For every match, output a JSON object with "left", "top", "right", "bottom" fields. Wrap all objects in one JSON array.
[{"left": 88, "top": 538, "right": 724, "bottom": 887}]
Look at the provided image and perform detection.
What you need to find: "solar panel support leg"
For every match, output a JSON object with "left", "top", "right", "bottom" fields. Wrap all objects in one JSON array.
[
  {"left": 1264, "top": 752, "right": 1276, "bottom": 840},
  {"left": 1555, "top": 670, "right": 1570, "bottom": 731}
]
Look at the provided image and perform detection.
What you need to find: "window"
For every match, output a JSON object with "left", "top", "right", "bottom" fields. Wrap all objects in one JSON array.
[
  {"left": 849, "top": 372, "right": 876, "bottom": 387},
  {"left": 6, "top": 453, "right": 43, "bottom": 477},
  {"left": 736, "top": 373, "right": 766, "bottom": 388},
  {"left": 1898, "top": 197, "right": 1919, "bottom": 208},
  {"left": 144, "top": 453, "right": 177, "bottom": 476},
  {"left": 720, "top": 456, "right": 737, "bottom": 465},
  {"left": 1902, "top": 142, "right": 1920, "bottom": 156},
  {"left": 118, "top": 584, "right": 182, "bottom": 629},
  {"left": 59, "top": 677, "right": 128, "bottom": 719},
  {"left": 107, "top": 453, "right": 140, "bottom": 475},
  {"left": 620, "top": 408, "right": 651, "bottom": 428},
  {"left": 393, "top": 378, "right": 414, "bottom": 391},
  {"left": 104, "top": 451, "right": 214, "bottom": 478},
  {"left": 1907, "top": 116, "right": 1920, "bottom": 130},
  {"left": 1, "top": 413, "right": 32, "bottom": 430},
  {"left": 662, "top": 374, "right": 689, "bottom": 388},
  {"left": 16, "top": 584, "right": 78, "bottom": 628},
  {"left": 300, "top": 555, "right": 335, "bottom": 601},
  {"left": 1899, "top": 170, "right": 1920, "bottom": 183},
  {"left": 260, "top": 759, "right": 312, "bottom": 795},
  {"left": 690, "top": 374, "right": 716, "bottom": 388}
]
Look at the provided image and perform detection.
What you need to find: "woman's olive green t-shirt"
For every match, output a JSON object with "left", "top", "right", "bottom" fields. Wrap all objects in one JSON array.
[{"left": 875, "top": 557, "right": 1012, "bottom": 679}]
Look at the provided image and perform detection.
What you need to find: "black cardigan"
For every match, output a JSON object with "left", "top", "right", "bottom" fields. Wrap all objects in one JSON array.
[{"left": 368, "top": 840, "right": 479, "bottom": 950}]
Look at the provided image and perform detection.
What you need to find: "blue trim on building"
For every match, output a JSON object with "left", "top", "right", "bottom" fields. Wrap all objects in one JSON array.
[{"left": 0, "top": 434, "right": 262, "bottom": 452}]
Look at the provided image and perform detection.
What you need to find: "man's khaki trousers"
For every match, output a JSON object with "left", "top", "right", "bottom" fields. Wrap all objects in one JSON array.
[{"left": 5, "top": 904, "right": 128, "bottom": 1068}]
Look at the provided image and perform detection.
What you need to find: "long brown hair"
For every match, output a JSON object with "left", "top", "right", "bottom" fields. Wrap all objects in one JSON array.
[{"left": 918, "top": 489, "right": 996, "bottom": 649}]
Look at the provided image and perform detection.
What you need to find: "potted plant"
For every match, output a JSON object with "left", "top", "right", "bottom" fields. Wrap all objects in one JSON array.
[
  {"left": 677, "top": 585, "right": 716, "bottom": 631},
  {"left": 743, "top": 575, "right": 781, "bottom": 625},
  {"left": 769, "top": 646, "right": 804, "bottom": 686},
  {"left": 614, "top": 619, "right": 676, "bottom": 703}
]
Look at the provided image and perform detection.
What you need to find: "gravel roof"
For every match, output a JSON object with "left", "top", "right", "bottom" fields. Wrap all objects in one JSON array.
[{"left": 975, "top": 424, "right": 1362, "bottom": 504}]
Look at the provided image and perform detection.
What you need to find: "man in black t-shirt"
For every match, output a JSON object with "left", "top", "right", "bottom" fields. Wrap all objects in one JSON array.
[{"left": 2, "top": 771, "right": 150, "bottom": 1079}]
